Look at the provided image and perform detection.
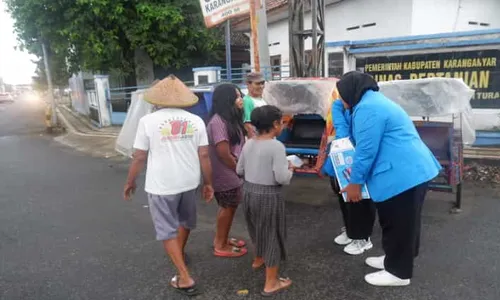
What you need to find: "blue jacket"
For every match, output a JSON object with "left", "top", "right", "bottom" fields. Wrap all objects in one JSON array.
[
  {"left": 350, "top": 90, "right": 442, "bottom": 202},
  {"left": 322, "top": 100, "right": 351, "bottom": 177}
]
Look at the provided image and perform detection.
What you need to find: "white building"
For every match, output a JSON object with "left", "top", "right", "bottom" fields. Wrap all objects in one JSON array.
[
  {"left": 233, "top": 0, "right": 500, "bottom": 69},
  {"left": 232, "top": 0, "right": 500, "bottom": 145}
]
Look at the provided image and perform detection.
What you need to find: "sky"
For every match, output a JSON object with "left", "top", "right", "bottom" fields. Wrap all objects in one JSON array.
[{"left": 0, "top": 1, "right": 37, "bottom": 85}]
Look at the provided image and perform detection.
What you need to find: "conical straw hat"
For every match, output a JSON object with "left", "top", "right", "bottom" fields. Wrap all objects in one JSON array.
[{"left": 144, "top": 75, "right": 198, "bottom": 107}]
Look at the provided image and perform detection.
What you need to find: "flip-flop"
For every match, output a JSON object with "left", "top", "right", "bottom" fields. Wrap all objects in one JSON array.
[
  {"left": 212, "top": 238, "right": 246, "bottom": 249},
  {"left": 228, "top": 238, "right": 246, "bottom": 248},
  {"left": 261, "top": 277, "right": 292, "bottom": 297},
  {"left": 214, "top": 246, "right": 248, "bottom": 258},
  {"left": 170, "top": 275, "right": 200, "bottom": 296}
]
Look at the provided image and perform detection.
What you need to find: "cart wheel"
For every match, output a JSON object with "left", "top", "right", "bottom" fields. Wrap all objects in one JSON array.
[{"left": 450, "top": 183, "right": 462, "bottom": 214}]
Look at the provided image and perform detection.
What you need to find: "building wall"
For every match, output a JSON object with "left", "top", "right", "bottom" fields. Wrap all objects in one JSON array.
[
  {"left": 411, "top": 0, "right": 500, "bottom": 34},
  {"left": 266, "top": 0, "right": 413, "bottom": 66},
  {"left": 411, "top": 0, "right": 460, "bottom": 34},
  {"left": 454, "top": 0, "right": 500, "bottom": 32},
  {"left": 265, "top": 0, "right": 500, "bottom": 66}
]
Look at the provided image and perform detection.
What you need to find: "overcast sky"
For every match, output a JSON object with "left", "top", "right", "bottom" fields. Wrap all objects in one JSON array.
[{"left": 0, "top": 1, "right": 37, "bottom": 85}]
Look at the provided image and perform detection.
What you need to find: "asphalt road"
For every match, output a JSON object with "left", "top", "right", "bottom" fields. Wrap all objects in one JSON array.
[{"left": 1, "top": 95, "right": 500, "bottom": 300}]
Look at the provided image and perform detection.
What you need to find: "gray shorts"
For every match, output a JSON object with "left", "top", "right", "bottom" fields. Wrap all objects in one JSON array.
[{"left": 147, "top": 189, "right": 198, "bottom": 241}]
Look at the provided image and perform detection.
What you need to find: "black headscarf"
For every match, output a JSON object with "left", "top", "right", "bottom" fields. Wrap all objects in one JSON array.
[{"left": 336, "top": 71, "right": 379, "bottom": 109}]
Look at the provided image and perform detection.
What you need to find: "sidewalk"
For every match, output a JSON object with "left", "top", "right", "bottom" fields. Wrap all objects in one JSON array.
[
  {"left": 54, "top": 105, "right": 124, "bottom": 159},
  {"left": 57, "top": 105, "right": 121, "bottom": 137}
]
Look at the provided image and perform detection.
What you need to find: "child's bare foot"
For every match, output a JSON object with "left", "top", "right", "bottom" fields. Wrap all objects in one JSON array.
[
  {"left": 262, "top": 277, "right": 292, "bottom": 296},
  {"left": 252, "top": 257, "right": 265, "bottom": 270}
]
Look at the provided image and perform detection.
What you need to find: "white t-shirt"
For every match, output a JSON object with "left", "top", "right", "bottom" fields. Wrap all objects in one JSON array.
[{"left": 133, "top": 108, "right": 208, "bottom": 195}]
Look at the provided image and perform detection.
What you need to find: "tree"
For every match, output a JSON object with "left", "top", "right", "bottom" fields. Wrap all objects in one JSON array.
[{"left": 6, "top": 0, "right": 223, "bottom": 85}]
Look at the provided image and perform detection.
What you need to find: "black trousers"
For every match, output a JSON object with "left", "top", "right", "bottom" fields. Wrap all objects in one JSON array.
[
  {"left": 330, "top": 178, "right": 376, "bottom": 240},
  {"left": 376, "top": 182, "right": 429, "bottom": 279}
]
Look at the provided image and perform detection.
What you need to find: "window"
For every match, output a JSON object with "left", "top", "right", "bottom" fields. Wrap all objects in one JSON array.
[
  {"left": 469, "top": 21, "right": 490, "bottom": 27},
  {"left": 270, "top": 55, "right": 282, "bottom": 79},
  {"left": 328, "top": 52, "right": 344, "bottom": 78},
  {"left": 346, "top": 23, "right": 377, "bottom": 31}
]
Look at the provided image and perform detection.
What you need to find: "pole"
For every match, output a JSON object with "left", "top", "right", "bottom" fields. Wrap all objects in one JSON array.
[
  {"left": 42, "top": 42, "right": 57, "bottom": 127},
  {"left": 249, "top": 0, "right": 260, "bottom": 72},
  {"left": 225, "top": 20, "right": 232, "bottom": 81}
]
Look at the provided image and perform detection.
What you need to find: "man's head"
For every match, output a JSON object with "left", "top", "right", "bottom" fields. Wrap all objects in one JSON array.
[{"left": 246, "top": 72, "right": 265, "bottom": 98}]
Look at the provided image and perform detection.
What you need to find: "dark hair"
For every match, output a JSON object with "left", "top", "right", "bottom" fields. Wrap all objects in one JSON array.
[
  {"left": 337, "top": 71, "right": 379, "bottom": 109},
  {"left": 209, "top": 83, "right": 246, "bottom": 145},
  {"left": 250, "top": 105, "right": 283, "bottom": 134}
]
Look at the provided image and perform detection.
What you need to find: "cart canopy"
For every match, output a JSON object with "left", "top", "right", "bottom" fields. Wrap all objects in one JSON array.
[
  {"left": 379, "top": 78, "right": 475, "bottom": 144},
  {"left": 263, "top": 79, "right": 337, "bottom": 119}
]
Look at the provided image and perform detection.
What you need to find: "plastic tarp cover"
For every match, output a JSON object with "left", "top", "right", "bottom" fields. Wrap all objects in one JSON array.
[
  {"left": 378, "top": 78, "right": 476, "bottom": 144},
  {"left": 263, "top": 80, "right": 337, "bottom": 118},
  {"left": 115, "top": 90, "right": 153, "bottom": 157}
]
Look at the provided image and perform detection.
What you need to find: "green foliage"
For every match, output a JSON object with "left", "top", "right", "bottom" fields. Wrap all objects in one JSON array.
[{"left": 6, "top": 0, "right": 223, "bottom": 78}]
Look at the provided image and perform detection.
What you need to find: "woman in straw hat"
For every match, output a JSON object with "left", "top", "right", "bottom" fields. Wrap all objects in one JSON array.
[
  {"left": 207, "top": 83, "right": 249, "bottom": 258},
  {"left": 124, "top": 75, "right": 214, "bottom": 296}
]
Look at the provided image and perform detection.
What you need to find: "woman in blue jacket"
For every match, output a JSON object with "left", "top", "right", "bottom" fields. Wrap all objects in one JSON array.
[
  {"left": 322, "top": 100, "right": 376, "bottom": 256},
  {"left": 337, "top": 71, "right": 441, "bottom": 287}
]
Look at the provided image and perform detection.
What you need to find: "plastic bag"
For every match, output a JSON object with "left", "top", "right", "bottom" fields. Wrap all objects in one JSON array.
[{"left": 115, "top": 90, "right": 153, "bottom": 157}]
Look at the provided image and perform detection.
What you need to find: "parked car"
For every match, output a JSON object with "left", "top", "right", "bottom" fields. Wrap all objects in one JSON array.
[{"left": 0, "top": 92, "right": 14, "bottom": 103}]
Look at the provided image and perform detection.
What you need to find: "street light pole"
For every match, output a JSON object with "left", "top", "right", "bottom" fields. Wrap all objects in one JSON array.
[{"left": 42, "top": 42, "right": 57, "bottom": 127}]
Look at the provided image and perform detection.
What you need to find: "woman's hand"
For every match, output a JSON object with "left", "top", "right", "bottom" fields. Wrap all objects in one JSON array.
[{"left": 340, "top": 184, "right": 362, "bottom": 202}]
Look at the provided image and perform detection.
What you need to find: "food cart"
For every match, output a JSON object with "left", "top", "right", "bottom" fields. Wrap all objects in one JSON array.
[
  {"left": 379, "top": 78, "right": 475, "bottom": 212},
  {"left": 263, "top": 78, "right": 339, "bottom": 177},
  {"left": 265, "top": 77, "right": 475, "bottom": 212}
]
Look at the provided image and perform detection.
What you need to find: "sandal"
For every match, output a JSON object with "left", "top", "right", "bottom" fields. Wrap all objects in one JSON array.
[
  {"left": 212, "top": 238, "right": 246, "bottom": 249},
  {"left": 214, "top": 246, "right": 248, "bottom": 258},
  {"left": 228, "top": 238, "right": 246, "bottom": 248},
  {"left": 261, "top": 277, "right": 292, "bottom": 297},
  {"left": 170, "top": 275, "right": 200, "bottom": 296}
]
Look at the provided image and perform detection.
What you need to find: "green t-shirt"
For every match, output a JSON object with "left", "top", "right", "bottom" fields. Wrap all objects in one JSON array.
[{"left": 243, "top": 95, "right": 267, "bottom": 123}]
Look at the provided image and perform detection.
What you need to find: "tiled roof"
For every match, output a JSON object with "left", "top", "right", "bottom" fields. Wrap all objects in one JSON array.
[{"left": 267, "top": 0, "right": 288, "bottom": 11}]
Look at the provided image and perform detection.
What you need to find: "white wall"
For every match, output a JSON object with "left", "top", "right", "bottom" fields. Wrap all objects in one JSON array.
[
  {"left": 411, "top": 0, "right": 500, "bottom": 35},
  {"left": 266, "top": 0, "right": 413, "bottom": 66},
  {"left": 411, "top": 0, "right": 460, "bottom": 34},
  {"left": 267, "top": 21, "right": 290, "bottom": 65},
  {"left": 454, "top": 0, "right": 500, "bottom": 32},
  {"left": 323, "top": 0, "right": 413, "bottom": 42}
]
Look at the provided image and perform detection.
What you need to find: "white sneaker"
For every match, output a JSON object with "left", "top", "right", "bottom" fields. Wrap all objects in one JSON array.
[
  {"left": 334, "top": 228, "right": 352, "bottom": 245},
  {"left": 365, "top": 270, "right": 410, "bottom": 286},
  {"left": 343, "top": 239, "right": 373, "bottom": 255},
  {"left": 365, "top": 255, "right": 385, "bottom": 270}
]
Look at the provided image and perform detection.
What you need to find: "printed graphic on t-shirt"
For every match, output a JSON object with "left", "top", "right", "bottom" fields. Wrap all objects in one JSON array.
[{"left": 159, "top": 118, "right": 197, "bottom": 142}]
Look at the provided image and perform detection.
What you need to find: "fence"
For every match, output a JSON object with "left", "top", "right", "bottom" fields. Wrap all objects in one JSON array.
[{"left": 106, "top": 65, "right": 292, "bottom": 125}]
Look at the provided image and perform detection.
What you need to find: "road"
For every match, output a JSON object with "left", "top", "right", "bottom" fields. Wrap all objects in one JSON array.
[{"left": 1, "top": 95, "right": 500, "bottom": 300}]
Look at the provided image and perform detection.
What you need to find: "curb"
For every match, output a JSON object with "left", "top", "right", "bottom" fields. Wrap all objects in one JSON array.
[
  {"left": 464, "top": 147, "right": 500, "bottom": 161},
  {"left": 56, "top": 108, "right": 118, "bottom": 138}
]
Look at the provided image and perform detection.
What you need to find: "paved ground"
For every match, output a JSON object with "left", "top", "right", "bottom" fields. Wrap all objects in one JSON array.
[{"left": 1, "top": 95, "right": 500, "bottom": 300}]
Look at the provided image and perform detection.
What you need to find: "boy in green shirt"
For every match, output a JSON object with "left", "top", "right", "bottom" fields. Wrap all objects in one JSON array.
[{"left": 243, "top": 72, "right": 266, "bottom": 138}]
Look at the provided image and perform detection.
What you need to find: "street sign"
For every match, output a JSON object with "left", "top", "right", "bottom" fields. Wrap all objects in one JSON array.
[
  {"left": 356, "top": 49, "right": 500, "bottom": 109},
  {"left": 199, "top": 0, "right": 252, "bottom": 28}
]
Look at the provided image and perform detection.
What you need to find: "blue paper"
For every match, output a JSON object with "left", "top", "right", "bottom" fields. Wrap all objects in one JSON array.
[{"left": 329, "top": 138, "right": 371, "bottom": 202}]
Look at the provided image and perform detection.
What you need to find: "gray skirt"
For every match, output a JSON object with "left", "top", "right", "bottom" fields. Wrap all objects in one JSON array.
[{"left": 242, "top": 182, "right": 287, "bottom": 267}]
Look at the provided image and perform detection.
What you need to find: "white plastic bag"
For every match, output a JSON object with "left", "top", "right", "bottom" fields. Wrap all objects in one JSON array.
[{"left": 115, "top": 90, "right": 153, "bottom": 157}]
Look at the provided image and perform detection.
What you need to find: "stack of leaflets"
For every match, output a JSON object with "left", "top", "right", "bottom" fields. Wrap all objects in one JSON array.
[{"left": 329, "top": 138, "right": 371, "bottom": 202}]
